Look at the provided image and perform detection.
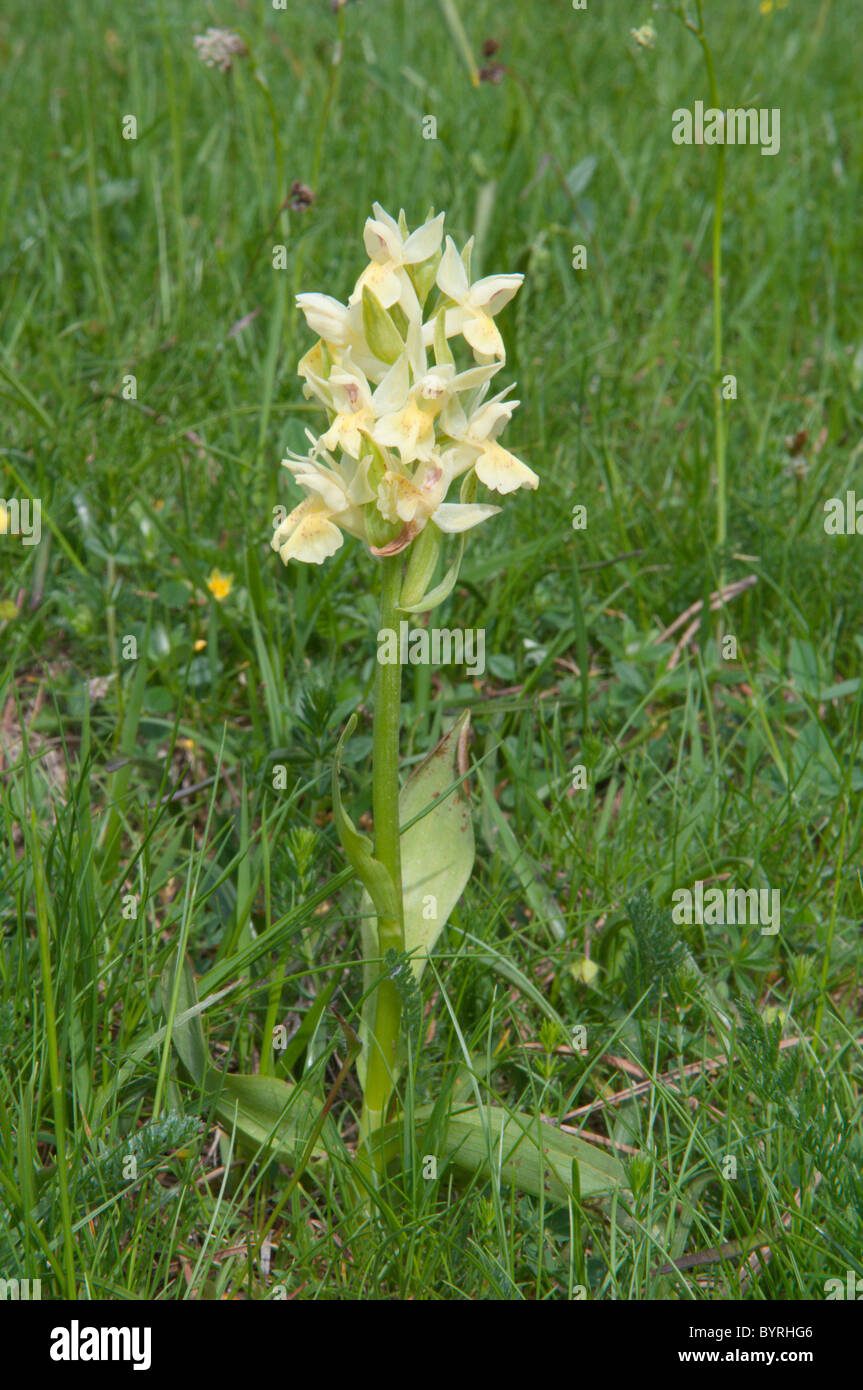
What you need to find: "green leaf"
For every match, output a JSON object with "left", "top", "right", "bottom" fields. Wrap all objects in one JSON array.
[
  {"left": 358, "top": 712, "right": 475, "bottom": 1088},
  {"left": 332, "top": 714, "right": 400, "bottom": 923},
  {"left": 214, "top": 1073, "right": 333, "bottom": 1166},
  {"left": 426, "top": 1104, "right": 626, "bottom": 1200},
  {"left": 565, "top": 154, "right": 598, "bottom": 200},
  {"left": 461, "top": 933, "right": 567, "bottom": 1030},
  {"left": 433, "top": 306, "right": 454, "bottom": 367},
  {"left": 399, "top": 523, "right": 442, "bottom": 611},
  {"left": 398, "top": 536, "right": 466, "bottom": 614},
  {"left": 160, "top": 956, "right": 338, "bottom": 1166},
  {"left": 160, "top": 955, "right": 218, "bottom": 1089},
  {"left": 91, "top": 980, "right": 237, "bottom": 1121},
  {"left": 477, "top": 764, "right": 567, "bottom": 941},
  {"left": 398, "top": 710, "right": 474, "bottom": 977},
  {"left": 158, "top": 579, "right": 191, "bottom": 609},
  {"left": 98, "top": 646, "right": 150, "bottom": 881},
  {"left": 435, "top": 0, "right": 480, "bottom": 87},
  {"left": 0, "top": 355, "right": 56, "bottom": 431},
  {"left": 399, "top": 473, "right": 475, "bottom": 614},
  {"left": 278, "top": 975, "right": 340, "bottom": 1074},
  {"left": 407, "top": 250, "right": 442, "bottom": 308},
  {"left": 361, "top": 286, "right": 404, "bottom": 364}
]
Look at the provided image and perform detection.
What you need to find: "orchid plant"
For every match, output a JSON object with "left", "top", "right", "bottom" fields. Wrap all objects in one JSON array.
[
  {"left": 166, "top": 207, "right": 625, "bottom": 1206},
  {"left": 261, "top": 205, "right": 628, "bottom": 1202},
  {"left": 271, "top": 205, "right": 538, "bottom": 1175}
]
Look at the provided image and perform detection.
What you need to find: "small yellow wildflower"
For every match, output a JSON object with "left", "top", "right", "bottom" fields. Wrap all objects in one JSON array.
[{"left": 206, "top": 568, "right": 233, "bottom": 602}]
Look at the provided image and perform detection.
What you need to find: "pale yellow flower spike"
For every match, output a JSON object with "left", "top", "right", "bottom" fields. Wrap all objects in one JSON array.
[{"left": 274, "top": 205, "right": 536, "bottom": 566}]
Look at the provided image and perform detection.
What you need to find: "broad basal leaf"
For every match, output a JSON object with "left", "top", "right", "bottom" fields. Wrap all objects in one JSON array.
[
  {"left": 399, "top": 708, "right": 474, "bottom": 974},
  {"left": 358, "top": 711, "right": 475, "bottom": 1089},
  {"left": 160, "top": 956, "right": 218, "bottom": 1090},
  {"left": 161, "top": 955, "right": 338, "bottom": 1166},
  {"left": 213, "top": 1073, "right": 332, "bottom": 1166},
  {"left": 425, "top": 1104, "right": 626, "bottom": 1200}
]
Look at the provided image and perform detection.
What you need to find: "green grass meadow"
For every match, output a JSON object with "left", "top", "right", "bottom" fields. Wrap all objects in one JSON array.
[{"left": 2, "top": 0, "right": 862, "bottom": 1303}]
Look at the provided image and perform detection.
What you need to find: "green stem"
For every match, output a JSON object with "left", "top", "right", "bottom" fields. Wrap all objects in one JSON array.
[
  {"left": 813, "top": 804, "right": 847, "bottom": 1045},
  {"left": 678, "top": 1, "right": 727, "bottom": 625},
  {"left": 699, "top": 37, "right": 727, "bottom": 601},
  {"left": 359, "top": 555, "right": 405, "bottom": 1175},
  {"left": 31, "top": 814, "right": 76, "bottom": 1295}
]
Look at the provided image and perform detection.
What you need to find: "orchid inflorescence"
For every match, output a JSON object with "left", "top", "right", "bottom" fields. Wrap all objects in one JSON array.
[{"left": 272, "top": 204, "right": 538, "bottom": 569}]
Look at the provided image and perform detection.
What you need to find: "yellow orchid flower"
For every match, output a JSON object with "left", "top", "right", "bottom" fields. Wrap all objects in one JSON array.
[
  {"left": 434, "top": 235, "right": 523, "bottom": 360},
  {"left": 273, "top": 205, "right": 535, "bottom": 568},
  {"left": 349, "top": 204, "right": 444, "bottom": 316}
]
